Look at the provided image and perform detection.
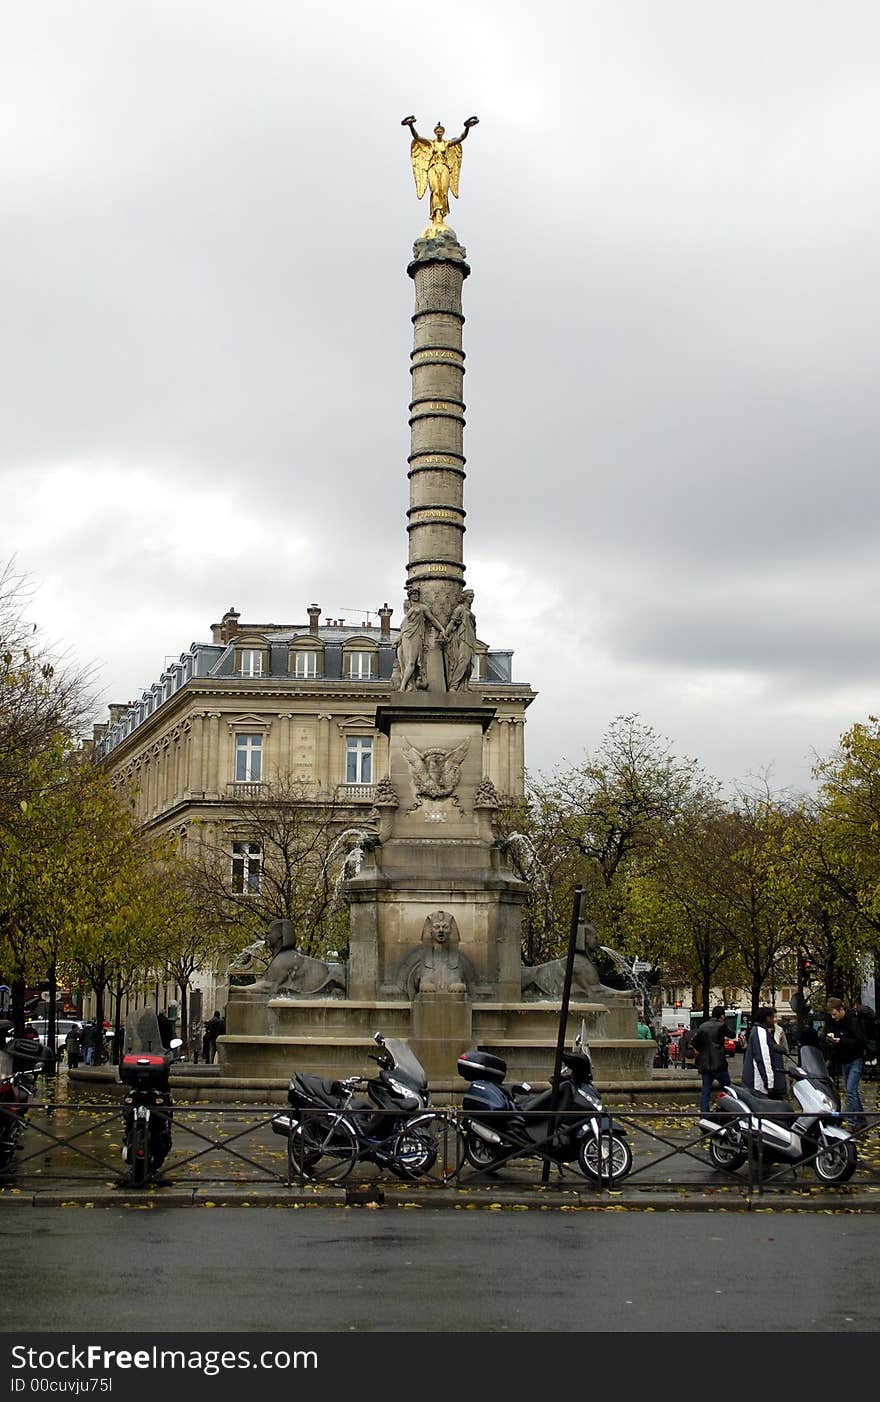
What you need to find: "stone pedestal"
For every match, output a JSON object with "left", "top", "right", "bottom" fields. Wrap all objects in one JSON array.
[
  {"left": 410, "top": 992, "right": 472, "bottom": 1083},
  {"left": 343, "top": 694, "right": 528, "bottom": 1002}
]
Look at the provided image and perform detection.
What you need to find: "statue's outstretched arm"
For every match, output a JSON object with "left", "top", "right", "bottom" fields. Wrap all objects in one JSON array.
[
  {"left": 401, "top": 115, "right": 423, "bottom": 140},
  {"left": 448, "top": 115, "right": 480, "bottom": 143}
]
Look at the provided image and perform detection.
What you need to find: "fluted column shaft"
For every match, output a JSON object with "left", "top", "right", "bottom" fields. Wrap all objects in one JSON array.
[{"left": 406, "top": 234, "right": 470, "bottom": 624}]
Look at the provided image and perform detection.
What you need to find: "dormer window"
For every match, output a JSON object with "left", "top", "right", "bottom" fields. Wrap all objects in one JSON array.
[
  {"left": 238, "top": 647, "right": 264, "bottom": 677},
  {"left": 345, "top": 649, "right": 375, "bottom": 679},
  {"left": 294, "top": 650, "right": 318, "bottom": 678}
]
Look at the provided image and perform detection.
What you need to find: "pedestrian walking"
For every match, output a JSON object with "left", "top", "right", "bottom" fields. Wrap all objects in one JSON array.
[
  {"left": 690, "top": 1005, "right": 732, "bottom": 1114},
  {"left": 678, "top": 1025, "right": 692, "bottom": 1071},
  {"left": 80, "top": 1021, "right": 95, "bottom": 1066},
  {"left": 201, "top": 1010, "right": 225, "bottom": 1065},
  {"left": 852, "top": 999, "right": 877, "bottom": 1064},
  {"left": 824, "top": 997, "right": 868, "bottom": 1131},
  {"left": 156, "top": 1009, "right": 173, "bottom": 1050},
  {"left": 742, "top": 1007, "right": 787, "bottom": 1099},
  {"left": 657, "top": 1028, "right": 670, "bottom": 1068},
  {"left": 65, "top": 1025, "right": 82, "bottom": 1070}
]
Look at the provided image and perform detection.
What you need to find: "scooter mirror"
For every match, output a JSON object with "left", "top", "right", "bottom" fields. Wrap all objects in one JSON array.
[{"left": 373, "top": 1031, "right": 385, "bottom": 1045}]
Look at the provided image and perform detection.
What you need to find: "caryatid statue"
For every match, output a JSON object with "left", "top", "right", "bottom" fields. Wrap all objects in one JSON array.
[{"left": 402, "top": 115, "right": 479, "bottom": 233}]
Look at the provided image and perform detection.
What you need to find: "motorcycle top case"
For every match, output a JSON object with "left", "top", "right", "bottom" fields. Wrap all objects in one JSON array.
[
  {"left": 462, "top": 1080, "right": 514, "bottom": 1114},
  {"left": 456, "top": 1050, "right": 507, "bottom": 1085},
  {"left": 120, "top": 1054, "right": 170, "bottom": 1090},
  {"left": 11, "top": 1038, "right": 46, "bottom": 1072}
]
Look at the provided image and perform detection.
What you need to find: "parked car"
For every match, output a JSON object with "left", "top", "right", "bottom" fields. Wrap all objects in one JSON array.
[
  {"left": 29, "top": 1018, "right": 113, "bottom": 1057},
  {"left": 28, "top": 1019, "right": 81, "bottom": 1055}
]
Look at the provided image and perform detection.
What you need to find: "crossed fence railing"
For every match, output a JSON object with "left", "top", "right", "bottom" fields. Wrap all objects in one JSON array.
[{"left": 2, "top": 1099, "right": 878, "bottom": 1195}]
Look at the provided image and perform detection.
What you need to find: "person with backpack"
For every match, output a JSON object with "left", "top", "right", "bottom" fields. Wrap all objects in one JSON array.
[
  {"left": 852, "top": 1000, "right": 877, "bottom": 1064},
  {"left": 65, "top": 1025, "right": 83, "bottom": 1070},
  {"left": 824, "top": 997, "right": 868, "bottom": 1132},
  {"left": 80, "top": 1021, "right": 95, "bottom": 1066},
  {"left": 691, "top": 1005, "right": 733, "bottom": 1114}
]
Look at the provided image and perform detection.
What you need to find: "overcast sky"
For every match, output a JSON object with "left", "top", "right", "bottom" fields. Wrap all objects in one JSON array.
[{"left": 4, "top": 0, "right": 878, "bottom": 795}]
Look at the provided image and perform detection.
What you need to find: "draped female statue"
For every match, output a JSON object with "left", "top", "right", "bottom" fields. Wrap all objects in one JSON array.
[
  {"left": 395, "top": 585, "right": 446, "bottom": 691},
  {"left": 442, "top": 589, "right": 478, "bottom": 690}
]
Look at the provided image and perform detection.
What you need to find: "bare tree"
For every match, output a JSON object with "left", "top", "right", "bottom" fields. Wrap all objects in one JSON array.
[{"left": 188, "top": 775, "right": 365, "bottom": 959}]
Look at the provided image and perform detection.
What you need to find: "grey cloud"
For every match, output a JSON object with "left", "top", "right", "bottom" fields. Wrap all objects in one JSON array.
[{"left": 3, "top": 1, "right": 880, "bottom": 792}]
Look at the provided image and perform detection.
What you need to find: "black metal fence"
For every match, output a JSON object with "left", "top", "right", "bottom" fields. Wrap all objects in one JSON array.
[{"left": 2, "top": 1099, "right": 878, "bottom": 1197}]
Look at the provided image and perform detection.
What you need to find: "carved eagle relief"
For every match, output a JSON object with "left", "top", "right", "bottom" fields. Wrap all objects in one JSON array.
[{"left": 401, "top": 736, "right": 470, "bottom": 803}]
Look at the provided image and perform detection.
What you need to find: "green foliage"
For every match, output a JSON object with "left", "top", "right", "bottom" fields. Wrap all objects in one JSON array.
[
  {"left": 812, "top": 715, "right": 880, "bottom": 940},
  {"left": 496, "top": 715, "right": 708, "bottom": 963}
]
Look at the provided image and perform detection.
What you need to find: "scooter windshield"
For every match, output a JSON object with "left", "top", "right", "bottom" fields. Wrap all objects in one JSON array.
[
  {"left": 384, "top": 1038, "right": 427, "bottom": 1089},
  {"left": 799, "top": 1043, "right": 833, "bottom": 1085}
]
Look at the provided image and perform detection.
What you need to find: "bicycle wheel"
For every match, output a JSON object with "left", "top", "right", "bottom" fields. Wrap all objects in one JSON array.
[
  {"left": 289, "top": 1114, "right": 358, "bottom": 1183},
  {"left": 130, "top": 1115, "right": 150, "bottom": 1187},
  {"left": 389, "top": 1121, "right": 440, "bottom": 1180}
]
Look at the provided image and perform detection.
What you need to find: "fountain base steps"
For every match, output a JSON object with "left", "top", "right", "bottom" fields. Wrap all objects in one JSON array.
[{"left": 219, "top": 995, "right": 655, "bottom": 1083}]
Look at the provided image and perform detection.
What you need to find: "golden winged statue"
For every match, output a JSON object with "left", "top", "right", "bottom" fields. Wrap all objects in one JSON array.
[{"left": 401, "top": 116, "right": 479, "bottom": 233}]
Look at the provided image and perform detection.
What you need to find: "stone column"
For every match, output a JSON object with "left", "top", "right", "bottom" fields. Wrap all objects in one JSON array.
[
  {"left": 406, "top": 230, "right": 470, "bottom": 631},
  {"left": 317, "top": 713, "right": 333, "bottom": 797},
  {"left": 189, "top": 712, "right": 205, "bottom": 796},
  {"left": 207, "top": 711, "right": 221, "bottom": 796}
]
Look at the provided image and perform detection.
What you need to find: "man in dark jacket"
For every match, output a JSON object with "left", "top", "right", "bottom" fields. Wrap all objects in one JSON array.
[
  {"left": 156, "top": 1009, "right": 173, "bottom": 1051},
  {"left": 691, "top": 1005, "right": 732, "bottom": 1113},
  {"left": 202, "top": 1011, "right": 225, "bottom": 1065},
  {"left": 742, "top": 1007, "right": 787, "bottom": 1098},
  {"left": 824, "top": 997, "right": 868, "bottom": 1131}
]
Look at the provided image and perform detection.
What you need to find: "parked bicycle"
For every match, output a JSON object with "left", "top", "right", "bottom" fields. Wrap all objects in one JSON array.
[{"left": 271, "top": 1032, "right": 442, "bottom": 1182}]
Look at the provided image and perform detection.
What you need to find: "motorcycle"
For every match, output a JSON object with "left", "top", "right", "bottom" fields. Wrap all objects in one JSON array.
[
  {"left": 456, "top": 1039, "right": 634, "bottom": 1184},
  {"left": 119, "top": 1038, "right": 183, "bottom": 1186},
  {"left": 271, "top": 1032, "right": 441, "bottom": 1182},
  {"left": 0, "top": 1022, "right": 50, "bottom": 1175},
  {"left": 699, "top": 1041, "right": 858, "bottom": 1183}
]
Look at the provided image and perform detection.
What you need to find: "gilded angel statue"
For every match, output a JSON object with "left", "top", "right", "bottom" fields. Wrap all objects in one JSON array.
[{"left": 402, "top": 115, "right": 479, "bottom": 232}]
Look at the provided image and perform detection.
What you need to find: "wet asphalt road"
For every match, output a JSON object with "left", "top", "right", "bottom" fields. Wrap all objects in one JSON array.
[{"left": 1, "top": 1208, "right": 878, "bottom": 1333}]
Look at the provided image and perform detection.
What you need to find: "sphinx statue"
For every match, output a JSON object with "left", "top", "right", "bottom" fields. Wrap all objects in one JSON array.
[
  {"left": 397, "top": 910, "right": 476, "bottom": 998},
  {"left": 234, "top": 918, "right": 347, "bottom": 1000},
  {"left": 521, "top": 918, "right": 634, "bottom": 1002}
]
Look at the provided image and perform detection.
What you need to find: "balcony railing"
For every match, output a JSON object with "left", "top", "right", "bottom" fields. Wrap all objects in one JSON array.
[
  {"left": 227, "top": 782, "right": 269, "bottom": 800},
  {"left": 335, "top": 783, "right": 375, "bottom": 803}
]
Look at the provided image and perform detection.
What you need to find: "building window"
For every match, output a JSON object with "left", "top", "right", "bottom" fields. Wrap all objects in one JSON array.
[
  {"left": 235, "top": 733, "right": 263, "bottom": 782},
  {"left": 346, "top": 651, "right": 373, "bottom": 679},
  {"left": 239, "top": 649, "right": 263, "bottom": 677},
  {"left": 231, "top": 842, "right": 261, "bottom": 894},
  {"left": 294, "top": 650, "right": 318, "bottom": 678},
  {"left": 345, "top": 736, "right": 373, "bottom": 784}
]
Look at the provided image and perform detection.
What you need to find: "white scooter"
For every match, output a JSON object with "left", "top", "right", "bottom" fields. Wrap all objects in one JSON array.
[{"left": 699, "top": 1041, "right": 858, "bottom": 1183}]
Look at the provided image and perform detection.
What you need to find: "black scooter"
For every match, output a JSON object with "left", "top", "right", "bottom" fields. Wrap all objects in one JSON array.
[
  {"left": 0, "top": 1023, "right": 50, "bottom": 1175},
  {"left": 457, "top": 1040, "right": 633, "bottom": 1184},
  {"left": 119, "top": 1038, "right": 182, "bottom": 1186}
]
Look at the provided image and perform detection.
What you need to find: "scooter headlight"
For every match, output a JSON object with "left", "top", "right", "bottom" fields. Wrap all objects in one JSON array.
[{"left": 387, "top": 1077, "right": 419, "bottom": 1107}]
